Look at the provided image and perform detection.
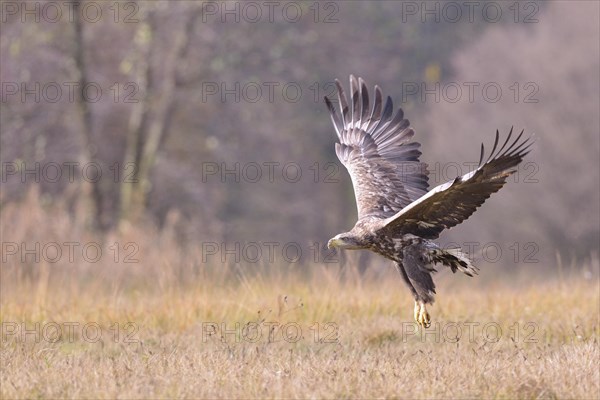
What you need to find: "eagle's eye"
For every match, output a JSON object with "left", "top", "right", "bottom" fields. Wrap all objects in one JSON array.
[{"left": 341, "top": 235, "right": 354, "bottom": 243}]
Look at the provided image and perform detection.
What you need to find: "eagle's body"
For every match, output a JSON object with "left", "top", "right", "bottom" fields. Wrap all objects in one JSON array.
[{"left": 325, "top": 76, "right": 532, "bottom": 327}]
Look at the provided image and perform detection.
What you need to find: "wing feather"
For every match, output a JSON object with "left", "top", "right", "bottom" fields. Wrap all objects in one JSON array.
[
  {"left": 380, "top": 130, "right": 533, "bottom": 238},
  {"left": 325, "top": 76, "right": 429, "bottom": 220}
]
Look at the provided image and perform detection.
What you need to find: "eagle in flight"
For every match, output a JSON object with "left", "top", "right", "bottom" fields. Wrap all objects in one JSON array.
[{"left": 325, "top": 76, "right": 533, "bottom": 328}]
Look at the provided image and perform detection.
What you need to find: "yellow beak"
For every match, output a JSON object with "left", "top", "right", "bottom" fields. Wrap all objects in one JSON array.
[{"left": 327, "top": 238, "right": 341, "bottom": 249}]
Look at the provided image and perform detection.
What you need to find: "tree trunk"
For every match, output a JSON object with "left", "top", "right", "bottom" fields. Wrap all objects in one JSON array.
[
  {"left": 119, "top": 5, "right": 203, "bottom": 227},
  {"left": 72, "top": 2, "right": 103, "bottom": 229}
]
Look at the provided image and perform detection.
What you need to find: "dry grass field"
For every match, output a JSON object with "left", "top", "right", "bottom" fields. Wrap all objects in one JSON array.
[
  {"left": 1, "top": 197, "right": 599, "bottom": 399},
  {"left": 1, "top": 268, "right": 599, "bottom": 398}
]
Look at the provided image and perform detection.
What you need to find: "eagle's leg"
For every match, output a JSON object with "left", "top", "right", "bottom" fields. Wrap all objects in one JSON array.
[{"left": 394, "top": 262, "right": 431, "bottom": 328}]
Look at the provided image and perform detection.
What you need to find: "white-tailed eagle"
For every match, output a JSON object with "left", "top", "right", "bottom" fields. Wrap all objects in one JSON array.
[{"left": 325, "top": 76, "right": 533, "bottom": 327}]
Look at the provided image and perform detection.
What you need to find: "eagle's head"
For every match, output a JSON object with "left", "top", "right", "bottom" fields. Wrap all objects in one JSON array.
[{"left": 327, "top": 232, "right": 365, "bottom": 250}]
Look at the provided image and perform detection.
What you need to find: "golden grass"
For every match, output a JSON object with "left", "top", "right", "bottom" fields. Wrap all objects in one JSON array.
[
  {"left": 2, "top": 267, "right": 598, "bottom": 399},
  {"left": 1, "top": 192, "right": 599, "bottom": 398}
]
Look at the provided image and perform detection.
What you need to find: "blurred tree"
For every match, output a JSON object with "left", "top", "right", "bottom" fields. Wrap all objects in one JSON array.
[
  {"left": 119, "top": 3, "right": 204, "bottom": 226},
  {"left": 72, "top": 1, "right": 104, "bottom": 228}
]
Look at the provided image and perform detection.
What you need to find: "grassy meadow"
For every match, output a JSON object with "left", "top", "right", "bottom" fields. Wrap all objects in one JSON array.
[{"left": 1, "top": 195, "right": 599, "bottom": 399}]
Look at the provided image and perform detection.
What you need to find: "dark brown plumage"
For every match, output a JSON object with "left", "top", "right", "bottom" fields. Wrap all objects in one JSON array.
[{"left": 325, "top": 75, "right": 533, "bottom": 327}]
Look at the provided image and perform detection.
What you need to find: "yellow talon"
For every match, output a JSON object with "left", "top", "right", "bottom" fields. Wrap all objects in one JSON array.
[{"left": 414, "top": 301, "right": 431, "bottom": 328}]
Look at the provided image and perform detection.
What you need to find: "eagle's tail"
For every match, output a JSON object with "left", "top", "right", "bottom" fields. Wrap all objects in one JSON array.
[{"left": 428, "top": 247, "right": 478, "bottom": 277}]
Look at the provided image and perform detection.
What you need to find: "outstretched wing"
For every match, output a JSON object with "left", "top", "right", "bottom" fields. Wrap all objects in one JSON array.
[
  {"left": 379, "top": 129, "right": 533, "bottom": 239},
  {"left": 325, "top": 75, "right": 429, "bottom": 220}
]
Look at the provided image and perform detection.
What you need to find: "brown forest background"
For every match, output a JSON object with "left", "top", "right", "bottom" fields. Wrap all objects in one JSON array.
[{"left": 1, "top": 1, "right": 599, "bottom": 275}]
